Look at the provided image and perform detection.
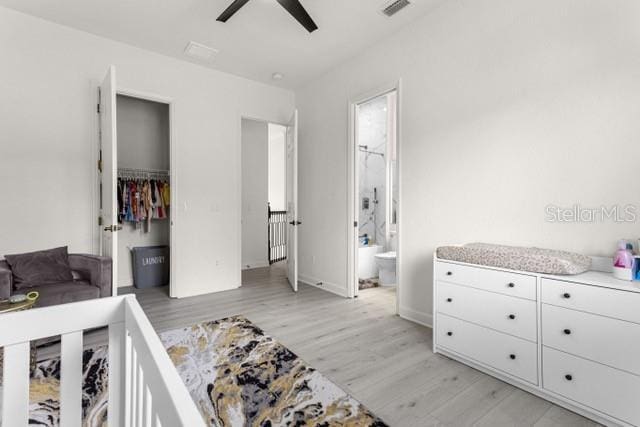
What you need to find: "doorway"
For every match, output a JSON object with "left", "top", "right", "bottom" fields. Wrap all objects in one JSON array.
[
  {"left": 349, "top": 87, "right": 399, "bottom": 311},
  {"left": 115, "top": 94, "right": 171, "bottom": 295},
  {"left": 98, "top": 66, "right": 175, "bottom": 298},
  {"left": 241, "top": 115, "right": 298, "bottom": 292}
]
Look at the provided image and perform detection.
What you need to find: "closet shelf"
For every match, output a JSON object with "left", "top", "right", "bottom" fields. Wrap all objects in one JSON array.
[{"left": 117, "top": 168, "right": 170, "bottom": 179}]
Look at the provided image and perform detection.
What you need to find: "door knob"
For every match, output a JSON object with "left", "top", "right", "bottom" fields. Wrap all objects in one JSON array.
[
  {"left": 289, "top": 221, "right": 302, "bottom": 226},
  {"left": 104, "top": 225, "right": 123, "bottom": 232}
]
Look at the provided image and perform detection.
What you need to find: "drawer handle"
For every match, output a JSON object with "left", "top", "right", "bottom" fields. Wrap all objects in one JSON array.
[
  {"left": 447, "top": 331, "right": 453, "bottom": 336},
  {"left": 509, "top": 354, "right": 516, "bottom": 360},
  {"left": 565, "top": 374, "right": 573, "bottom": 381},
  {"left": 563, "top": 329, "right": 572, "bottom": 335},
  {"left": 563, "top": 293, "right": 571, "bottom": 299},
  {"left": 508, "top": 314, "right": 516, "bottom": 320},
  {"left": 446, "top": 298, "right": 453, "bottom": 303},
  {"left": 446, "top": 271, "right": 453, "bottom": 276},
  {"left": 507, "top": 282, "right": 515, "bottom": 288}
]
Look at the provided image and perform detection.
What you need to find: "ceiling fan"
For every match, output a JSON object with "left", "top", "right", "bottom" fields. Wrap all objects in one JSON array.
[{"left": 216, "top": 0, "right": 318, "bottom": 33}]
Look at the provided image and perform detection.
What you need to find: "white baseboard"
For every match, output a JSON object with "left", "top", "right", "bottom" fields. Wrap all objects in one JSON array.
[
  {"left": 400, "top": 306, "right": 433, "bottom": 328},
  {"left": 299, "top": 274, "right": 349, "bottom": 298},
  {"left": 118, "top": 280, "right": 133, "bottom": 288},
  {"left": 242, "top": 261, "right": 270, "bottom": 270}
]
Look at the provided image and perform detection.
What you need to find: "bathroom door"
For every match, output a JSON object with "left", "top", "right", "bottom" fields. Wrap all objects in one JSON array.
[
  {"left": 99, "top": 65, "right": 120, "bottom": 297},
  {"left": 286, "top": 110, "right": 299, "bottom": 292}
]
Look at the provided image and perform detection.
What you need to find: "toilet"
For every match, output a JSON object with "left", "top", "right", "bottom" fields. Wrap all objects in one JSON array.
[{"left": 374, "top": 251, "right": 396, "bottom": 286}]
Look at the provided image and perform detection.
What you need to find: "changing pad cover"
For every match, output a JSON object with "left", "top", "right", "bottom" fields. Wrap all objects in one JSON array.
[{"left": 436, "top": 243, "right": 591, "bottom": 275}]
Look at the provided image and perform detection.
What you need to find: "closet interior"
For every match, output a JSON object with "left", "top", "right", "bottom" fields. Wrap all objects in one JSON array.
[{"left": 116, "top": 94, "right": 171, "bottom": 289}]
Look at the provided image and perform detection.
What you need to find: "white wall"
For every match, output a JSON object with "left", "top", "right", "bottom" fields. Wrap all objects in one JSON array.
[
  {"left": 117, "top": 95, "right": 169, "bottom": 170},
  {"left": 268, "top": 124, "right": 287, "bottom": 211},
  {"left": 241, "top": 119, "right": 268, "bottom": 269},
  {"left": 0, "top": 7, "right": 294, "bottom": 297},
  {"left": 117, "top": 95, "right": 170, "bottom": 287},
  {"left": 296, "top": 0, "right": 640, "bottom": 325}
]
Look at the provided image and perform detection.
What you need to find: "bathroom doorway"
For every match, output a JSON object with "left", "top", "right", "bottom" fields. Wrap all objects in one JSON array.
[{"left": 348, "top": 85, "right": 400, "bottom": 312}]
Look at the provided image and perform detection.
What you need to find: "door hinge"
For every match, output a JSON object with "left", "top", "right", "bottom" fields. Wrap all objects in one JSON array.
[
  {"left": 354, "top": 221, "right": 358, "bottom": 227},
  {"left": 98, "top": 216, "right": 103, "bottom": 226},
  {"left": 97, "top": 87, "right": 101, "bottom": 114},
  {"left": 97, "top": 159, "right": 103, "bottom": 172}
]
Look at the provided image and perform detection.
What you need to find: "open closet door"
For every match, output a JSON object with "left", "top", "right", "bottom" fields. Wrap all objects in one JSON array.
[
  {"left": 99, "top": 65, "right": 119, "bottom": 296},
  {"left": 286, "top": 110, "right": 300, "bottom": 292}
]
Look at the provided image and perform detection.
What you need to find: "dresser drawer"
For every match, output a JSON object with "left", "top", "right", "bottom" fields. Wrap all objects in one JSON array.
[
  {"left": 437, "top": 281, "right": 537, "bottom": 342},
  {"left": 543, "top": 347, "right": 640, "bottom": 426},
  {"left": 435, "top": 261, "right": 536, "bottom": 300},
  {"left": 542, "top": 304, "right": 640, "bottom": 376},
  {"left": 542, "top": 278, "right": 640, "bottom": 324},
  {"left": 436, "top": 313, "right": 538, "bottom": 384}
]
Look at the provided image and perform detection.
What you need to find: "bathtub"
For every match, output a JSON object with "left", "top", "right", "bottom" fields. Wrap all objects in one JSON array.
[{"left": 358, "top": 244, "right": 383, "bottom": 279}]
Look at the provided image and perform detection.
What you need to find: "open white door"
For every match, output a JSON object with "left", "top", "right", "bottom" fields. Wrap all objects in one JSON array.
[
  {"left": 99, "top": 66, "right": 120, "bottom": 296},
  {"left": 286, "top": 110, "right": 299, "bottom": 292}
]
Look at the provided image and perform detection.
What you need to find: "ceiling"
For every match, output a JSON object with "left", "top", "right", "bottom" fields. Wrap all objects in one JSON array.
[{"left": 0, "top": 0, "right": 444, "bottom": 89}]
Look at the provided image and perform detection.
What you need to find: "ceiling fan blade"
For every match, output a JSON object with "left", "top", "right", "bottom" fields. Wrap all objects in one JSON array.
[
  {"left": 216, "top": 0, "right": 251, "bottom": 22},
  {"left": 276, "top": 0, "right": 318, "bottom": 33}
]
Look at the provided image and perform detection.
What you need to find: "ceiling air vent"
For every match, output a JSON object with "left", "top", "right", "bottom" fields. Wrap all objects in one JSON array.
[
  {"left": 381, "top": 0, "right": 411, "bottom": 17},
  {"left": 184, "top": 41, "right": 219, "bottom": 61}
]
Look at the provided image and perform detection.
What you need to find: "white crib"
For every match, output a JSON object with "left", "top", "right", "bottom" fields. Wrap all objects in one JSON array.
[{"left": 0, "top": 295, "right": 205, "bottom": 426}]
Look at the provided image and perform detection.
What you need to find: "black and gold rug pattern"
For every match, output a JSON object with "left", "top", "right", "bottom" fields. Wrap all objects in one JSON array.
[{"left": 17, "top": 316, "right": 388, "bottom": 426}]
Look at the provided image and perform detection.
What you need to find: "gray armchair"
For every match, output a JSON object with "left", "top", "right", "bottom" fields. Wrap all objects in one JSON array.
[{"left": 0, "top": 254, "right": 112, "bottom": 308}]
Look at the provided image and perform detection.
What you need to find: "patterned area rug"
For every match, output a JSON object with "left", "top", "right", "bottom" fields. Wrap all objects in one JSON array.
[
  {"left": 27, "top": 346, "right": 109, "bottom": 426},
  {"left": 358, "top": 278, "right": 379, "bottom": 290},
  {"left": 161, "top": 315, "right": 387, "bottom": 426},
  {"left": 11, "top": 316, "right": 388, "bottom": 427}
]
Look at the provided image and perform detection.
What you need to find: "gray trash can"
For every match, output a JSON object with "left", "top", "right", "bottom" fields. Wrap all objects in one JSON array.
[{"left": 131, "top": 246, "right": 170, "bottom": 289}]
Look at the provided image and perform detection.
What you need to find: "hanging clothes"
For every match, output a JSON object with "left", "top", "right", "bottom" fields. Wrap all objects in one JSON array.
[
  {"left": 123, "top": 180, "right": 134, "bottom": 223},
  {"left": 117, "top": 176, "right": 170, "bottom": 232},
  {"left": 155, "top": 181, "right": 166, "bottom": 219},
  {"left": 156, "top": 182, "right": 167, "bottom": 219},
  {"left": 162, "top": 181, "right": 170, "bottom": 207}
]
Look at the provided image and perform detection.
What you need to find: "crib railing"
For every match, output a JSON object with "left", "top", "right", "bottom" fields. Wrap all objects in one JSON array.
[{"left": 0, "top": 295, "right": 204, "bottom": 427}]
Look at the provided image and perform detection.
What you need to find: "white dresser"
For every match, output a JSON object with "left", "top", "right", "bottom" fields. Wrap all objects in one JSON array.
[{"left": 433, "top": 257, "right": 640, "bottom": 427}]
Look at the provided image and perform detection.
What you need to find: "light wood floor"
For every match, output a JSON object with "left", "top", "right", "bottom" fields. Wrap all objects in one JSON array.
[
  {"left": 116, "top": 263, "right": 600, "bottom": 427},
  {"left": 33, "top": 264, "right": 595, "bottom": 426}
]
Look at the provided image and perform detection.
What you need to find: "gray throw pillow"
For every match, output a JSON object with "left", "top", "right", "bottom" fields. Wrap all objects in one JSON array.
[{"left": 5, "top": 246, "right": 74, "bottom": 289}]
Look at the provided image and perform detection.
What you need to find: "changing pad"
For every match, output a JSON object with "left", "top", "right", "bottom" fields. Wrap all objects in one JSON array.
[{"left": 436, "top": 243, "right": 591, "bottom": 275}]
